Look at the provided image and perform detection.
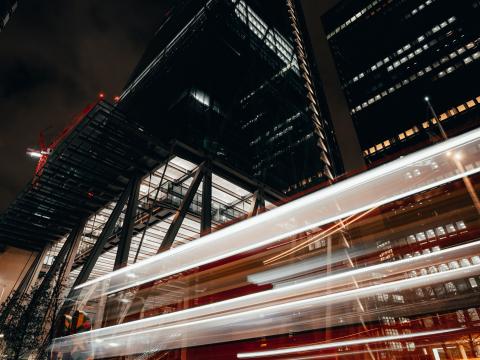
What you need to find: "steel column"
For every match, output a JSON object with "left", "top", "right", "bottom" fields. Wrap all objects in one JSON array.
[
  {"left": 14, "top": 246, "right": 49, "bottom": 298},
  {"left": 71, "top": 178, "right": 133, "bottom": 289},
  {"left": 201, "top": 163, "right": 212, "bottom": 235},
  {"left": 114, "top": 174, "right": 142, "bottom": 269},
  {"left": 158, "top": 163, "right": 205, "bottom": 253},
  {"left": 250, "top": 188, "right": 265, "bottom": 217}
]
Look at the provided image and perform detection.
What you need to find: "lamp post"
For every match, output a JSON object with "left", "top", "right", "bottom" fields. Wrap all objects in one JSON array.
[
  {"left": 424, "top": 96, "right": 448, "bottom": 140},
  {"left": 424, "top": 96, "right": 480, "bottom": 214}
]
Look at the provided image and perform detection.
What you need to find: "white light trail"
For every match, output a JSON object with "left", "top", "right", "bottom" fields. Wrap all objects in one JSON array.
[
  {"left": 73, "top": 128, "right": 480, "bottom": 299},
  {"left": 236, "top": 328, "right": 461, "bottom": 358},
  {"left": 52, "top": 260, "right": 480, "bottom": 357},
  {"left": 79, "top": 238, "right": 480, "bottom": 336}
]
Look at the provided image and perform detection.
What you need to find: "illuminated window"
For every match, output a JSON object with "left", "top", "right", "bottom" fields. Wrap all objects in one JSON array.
[
  {"left": 457, "top": 104, "right": 467, "bottom": 112},
  {"left": 399, "top": 133, "right": 406, "bottom": 140},
  {"left": 383, "top": 140, "right": 391, "bottom": 147},
  {"left": 369, "top": 147, "right": 376, "bottom": 154},
  {"left": 406, "top": 235, "right": 416, "bottom": 244},
  {"left": 435, "top": 226, "right": 446, "bottom": 236},
  {"left": 377, "top": 294, "right": 389, "bottom": 302},
  {"left": 438, "top": 263, "right": 449, "bottom": 272},
  {"left": 460, "top": 258, "right": 471, "bottom": 267},
  {"left": 422, "top": 121, "right": 430, "bottom": 128},
  {"left": 382, "top": 316, "right": 395, "bottom": 325},
  {"left": 424, "top": 317, "right": 434, "bottom": 328},
  {"left": 416, "top": 232, "right": 427, "bottom": 241},
  {"left": 446, "top": 223, "right": 456, "bottom": 233},
  {"left": 468, "top": 308, "right": 480, "bottom": 321},
  {"left": 376, "top": 143, "right": 383, "bottom": 151},
  {"left": 439, "top": 113, "right": 448, "bottom": 121},
  {"left": 476, "top": 96, "right": 480, "bottom": 103},
  {"left": 467, "top": 100, "right": 476, "bottom": 108},
  {"left": 392, "top": 294, "right": 405, "bottom": 303},
  {"left": 405, "top": 129, "right": 414, "bottom": 137}
]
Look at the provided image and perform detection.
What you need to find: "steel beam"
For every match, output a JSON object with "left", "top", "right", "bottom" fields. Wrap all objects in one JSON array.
[
  {"left": 250, "top": 188, "right": 265, "bottom": 217},
  {"left": 114, "top": 174, "right": 142, "bottom": 269},
  {"left": 158, "top": 163, "right": 205, "bottom": 253},
  {"left": 71, "top": 178, "right": 133, "bottom": 289},
  {"left": 14, "top": 245, "right": 49, "bottom": 297},
  {"left": 201, "top": 163, "right": 212, "bottom": 235}
]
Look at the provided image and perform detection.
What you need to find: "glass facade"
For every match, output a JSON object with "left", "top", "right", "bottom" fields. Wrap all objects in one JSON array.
[
  {"left": 119, "top": 0, "right": 342, "bottom": 194},
  {"left": 322, "top": 0, "right": 480, "bottom": 164}
]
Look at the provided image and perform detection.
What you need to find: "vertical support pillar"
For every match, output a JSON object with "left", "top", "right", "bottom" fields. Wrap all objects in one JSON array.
[
  {"left": 249, "top": 188, "right": 266, "bottom": 217},
  {"left": 67, "top": 177, "right": 134, "bottom": 302},
  {"left": 59, "top": 218, "right": 88, "bottom": 289},
  {"left": 40, "top": 218, "right": 86, "bottom": 295},
  {"left": 158, "top": 163, "right": 205, "bottom": 253},
  {"left": 15, "top": 245, "right": 49, "bottom": 297},
  {"left": 201, "top": 163, "right": 212, "bottom": 235},
  {"left": 114, "top": 174, "right": 142, "bottom": 269}
]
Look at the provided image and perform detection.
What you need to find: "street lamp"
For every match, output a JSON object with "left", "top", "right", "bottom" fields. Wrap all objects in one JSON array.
[
  {"left": 424, "top": 97, "right": 480, "bottom": 214},
  {"left": 424, "top": 96, "right": 448, "bottom": 140}
]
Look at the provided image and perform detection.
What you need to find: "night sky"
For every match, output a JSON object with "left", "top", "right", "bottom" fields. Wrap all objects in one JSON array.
[{"left": 0, "top": 0, "right": 344, "bottom": 212}]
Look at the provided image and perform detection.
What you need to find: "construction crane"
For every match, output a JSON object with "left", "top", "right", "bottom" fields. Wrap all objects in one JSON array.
[{"left": 26, "top": 97, "right": 103, "bottom": 178}]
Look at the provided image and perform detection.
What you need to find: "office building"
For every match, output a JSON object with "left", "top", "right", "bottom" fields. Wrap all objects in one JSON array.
[
  {"left": 323, "top": 0, "right": 480, "bottom": 163},
  {"left": 119, "top": 0, "right": 343, "bottom": 193}
]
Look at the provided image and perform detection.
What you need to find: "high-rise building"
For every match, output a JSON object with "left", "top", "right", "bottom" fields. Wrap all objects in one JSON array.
[
  {"left": 322, "top": 0, "right": 480, "bottom": 163},
  {"left": 118, "top": 0, "right": 343, "bottom": 193},
  {"left": 0, "top": 0, "right": 18, "bottom": 32}
]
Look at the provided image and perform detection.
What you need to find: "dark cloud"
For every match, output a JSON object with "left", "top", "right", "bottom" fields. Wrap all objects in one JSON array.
[{"left": 0, "top": 0, "right": 173, "bottom": 211}]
